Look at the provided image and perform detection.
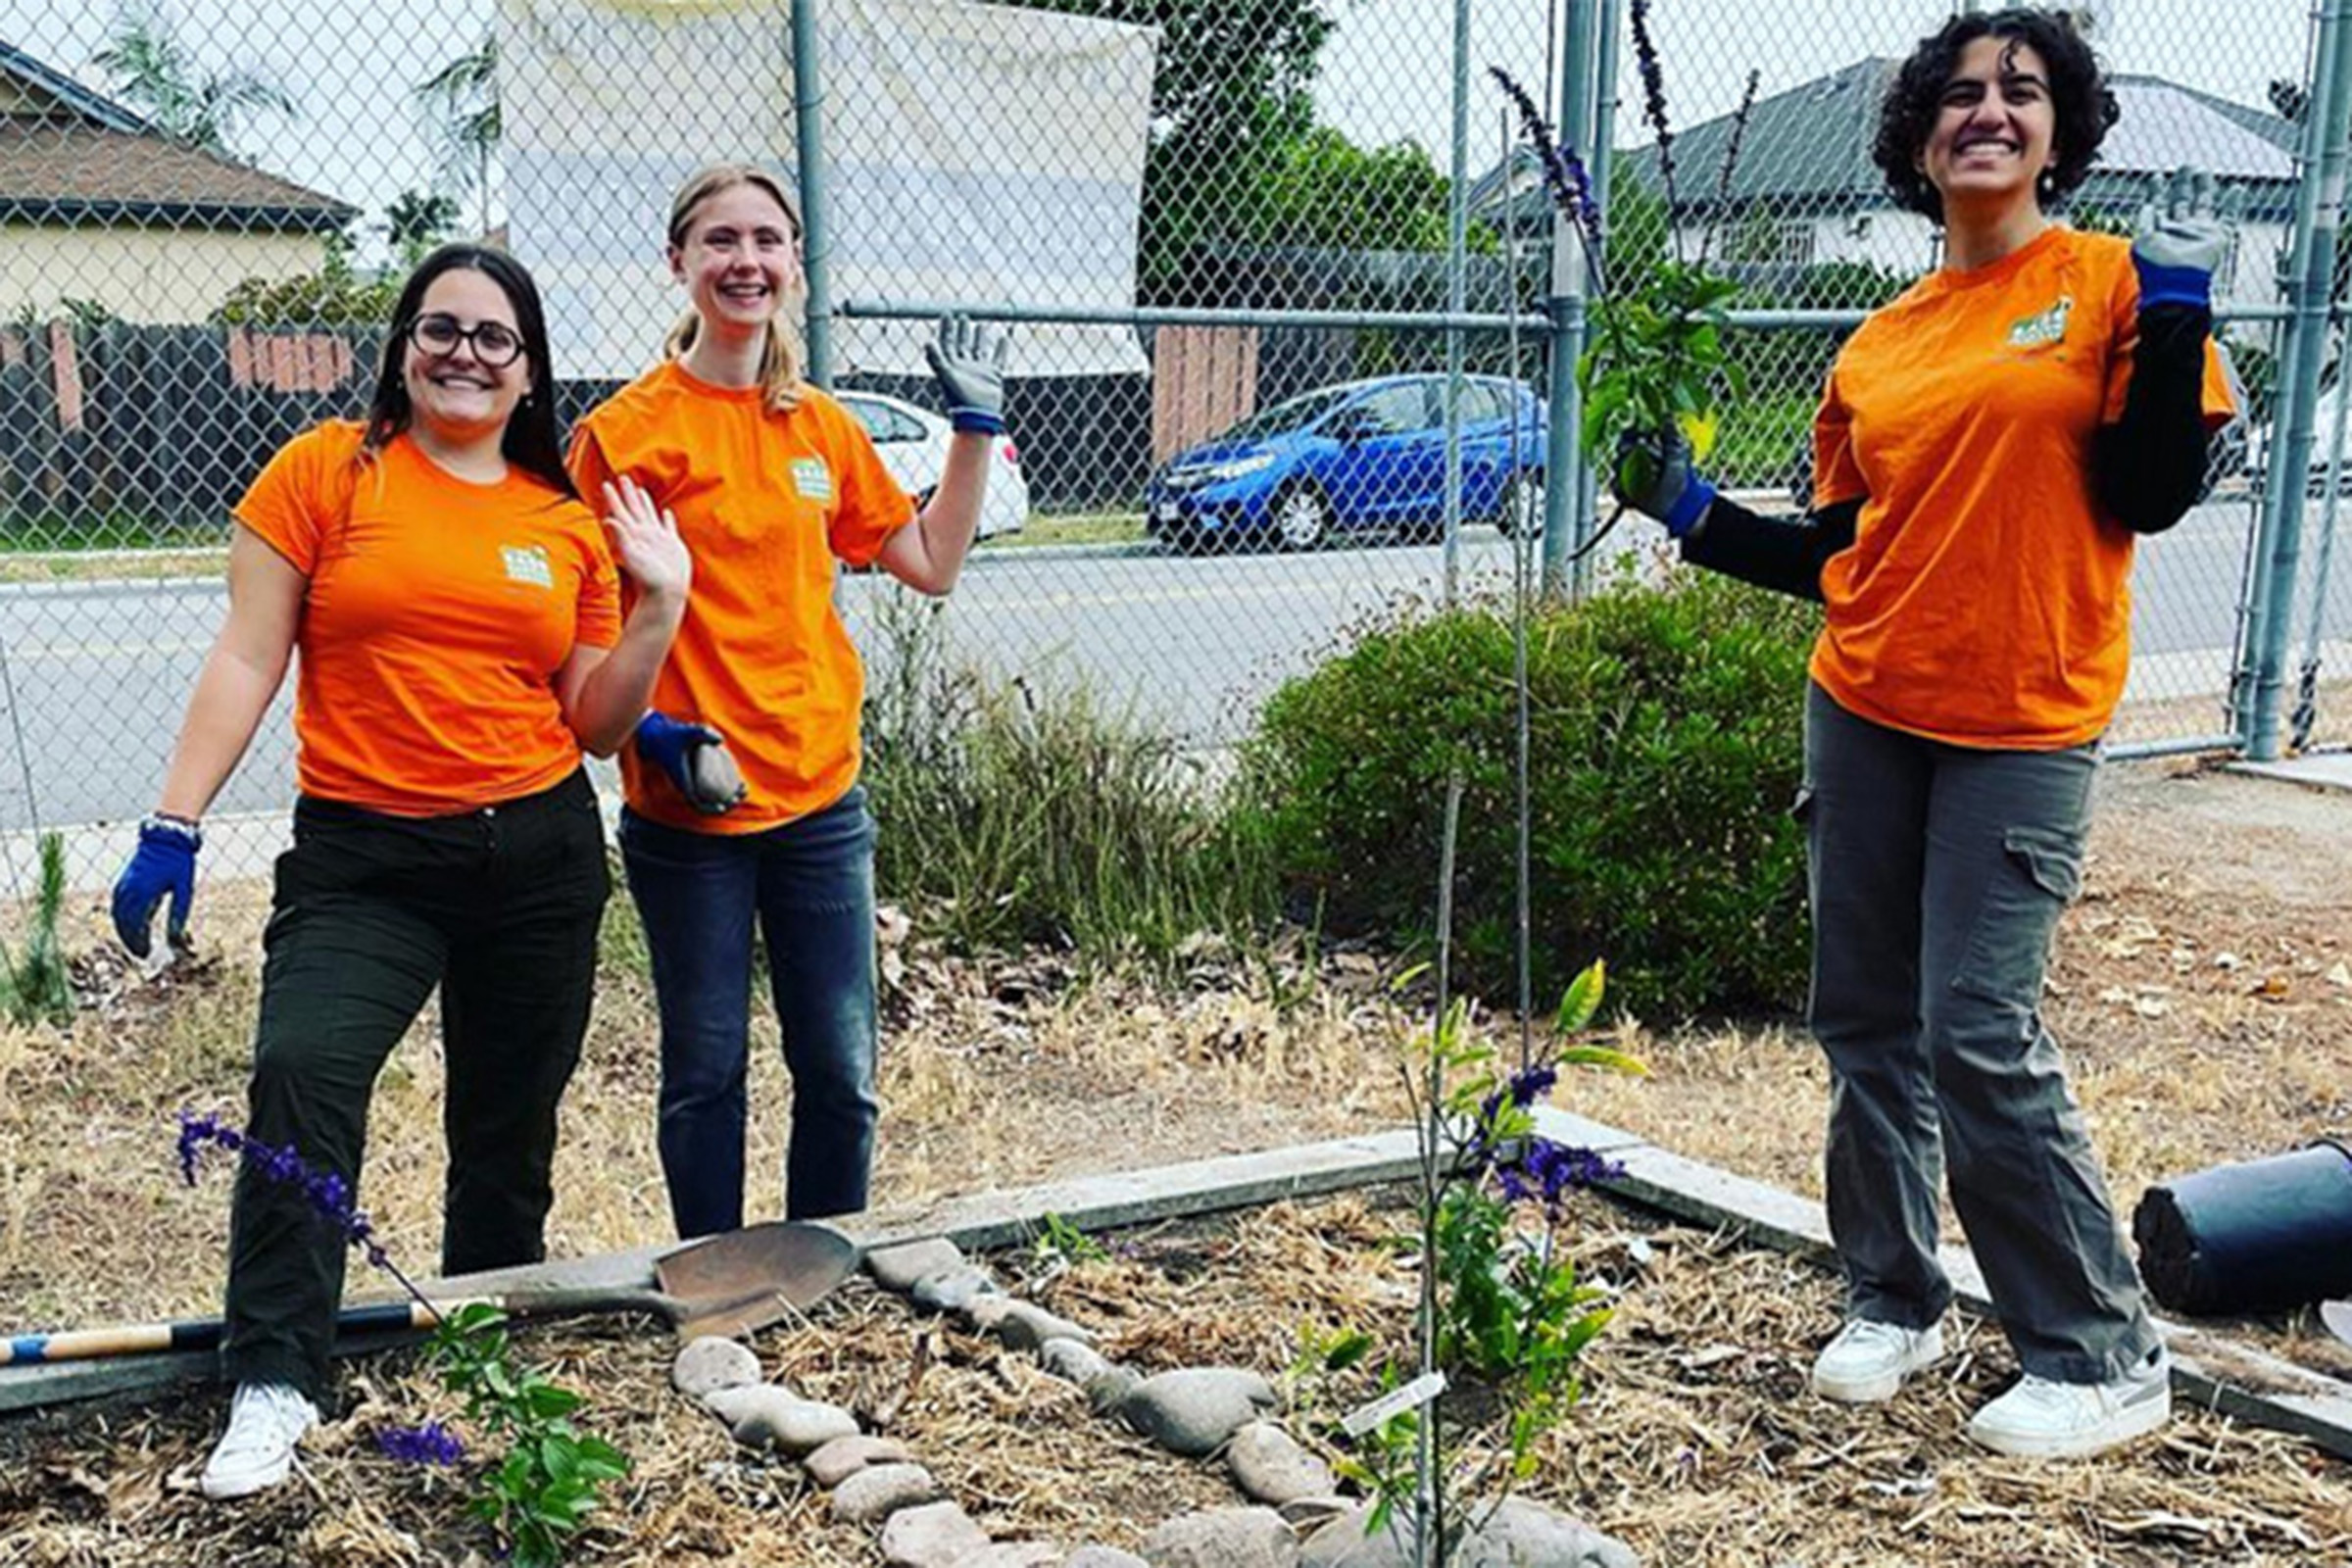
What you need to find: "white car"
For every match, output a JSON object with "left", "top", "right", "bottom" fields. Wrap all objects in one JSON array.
[
  {"left": 2245, "top": 381, "right": 2350, "bottom": 492},
  {"left": 839, "top": 389, "right": 1029, "bottom": 540}
]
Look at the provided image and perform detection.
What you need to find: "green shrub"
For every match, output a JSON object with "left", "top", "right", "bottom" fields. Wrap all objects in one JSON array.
[
  {"left": 862, "top": 591, "right": 1279, "bottom": 966},
  {"left": 1239, "top": 570, "right": 1819, "bottom": 1022},
  {"left": 1, "top": 833, "right": 74, "bottom": 1028}
]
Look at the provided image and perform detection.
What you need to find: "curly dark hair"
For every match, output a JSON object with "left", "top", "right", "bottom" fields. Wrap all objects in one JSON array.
[{"left": 1872, "top": 8, "right": 2118, "bottom": 224}]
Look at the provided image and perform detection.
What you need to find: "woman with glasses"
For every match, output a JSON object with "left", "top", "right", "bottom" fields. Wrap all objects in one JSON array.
[{"left": 108, "top": 244, "right": 691, "bottom": 1501}]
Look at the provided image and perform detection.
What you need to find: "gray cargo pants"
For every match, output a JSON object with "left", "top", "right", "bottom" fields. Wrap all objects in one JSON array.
[{"left": 1801, "top": 683, "right": 2158, "bottom": 1384}]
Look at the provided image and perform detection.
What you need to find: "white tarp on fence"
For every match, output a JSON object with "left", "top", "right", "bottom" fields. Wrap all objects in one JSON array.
[{"left": 502, "top": 0, "right": 1156, "bottom": 381}]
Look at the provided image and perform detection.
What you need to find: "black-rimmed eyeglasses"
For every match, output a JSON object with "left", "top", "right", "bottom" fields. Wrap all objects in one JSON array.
[{"left": 408, "top": 313, "right": 524, "bottom": 368}]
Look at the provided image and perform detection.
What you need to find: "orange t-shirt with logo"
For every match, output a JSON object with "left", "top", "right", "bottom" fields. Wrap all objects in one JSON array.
[
  {"left": 569, "top": 361, "right": 914, "bottom": 833},
  {"left": 234, "top": 421, "right": 620, "bottom": 815},
  {"left": 1808, "top": 226, "right": 2234, "bottom": 749}
]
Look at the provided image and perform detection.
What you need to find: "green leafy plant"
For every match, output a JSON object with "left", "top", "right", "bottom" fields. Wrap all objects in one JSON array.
[
  {"left": 1493, "top": 1, "right": 1760, "bottom": 552},
  {"left": 176, "top": 1115, "right": 630, "bottom": 1565},
  {"left": 1033, "top": 1210, "right": 1108, "bottom": 1268},
  {"left": 0, "top": 833, "right": 74, "bottom": 1028},
  {"left": 430, "top": 1301, "right": 631, "bottom": 1568},
  {"left": 1290, "top": 960, "right": 1642, "bottom": 1553},
  {"left": 1240, "top": 573, "right": 1817, "bottom": 1023}
]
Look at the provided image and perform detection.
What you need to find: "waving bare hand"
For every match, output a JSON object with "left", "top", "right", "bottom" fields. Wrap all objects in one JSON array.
[{"left": 601, "top": 476, "right": 692, "bottom": 604}]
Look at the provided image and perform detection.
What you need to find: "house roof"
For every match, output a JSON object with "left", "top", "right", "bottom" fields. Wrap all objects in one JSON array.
[
  {"left": 1481, "top": 59, "right": 2300, "bottom": 225},
  {"left": 0, "top": 37, "right": 353, "bottom": 231}
]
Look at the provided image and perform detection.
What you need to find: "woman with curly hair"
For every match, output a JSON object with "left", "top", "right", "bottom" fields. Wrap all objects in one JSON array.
[{"left": 1611, "top": 8, "right": 2234, "bottom": 1457}]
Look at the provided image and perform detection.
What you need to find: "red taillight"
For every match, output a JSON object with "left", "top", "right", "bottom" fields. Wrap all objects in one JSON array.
[{"left": 1001, "top": 439, "right": 1020, "bottom": 466}]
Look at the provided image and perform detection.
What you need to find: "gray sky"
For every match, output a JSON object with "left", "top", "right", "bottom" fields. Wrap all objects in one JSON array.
[{"left": 0, "top": 0, "right": 2318, "bottom": 253}]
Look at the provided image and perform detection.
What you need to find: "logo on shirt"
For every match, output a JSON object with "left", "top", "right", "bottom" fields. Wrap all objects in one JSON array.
[
  {"left": 2007, "top": 294, "right": 2074, "bottom": 350},
  {"left": 791, "top": 458, "right": 835, "bottom": 501},
  {"left": 501, "top": 544, "right": 554, "bottom": 589}
]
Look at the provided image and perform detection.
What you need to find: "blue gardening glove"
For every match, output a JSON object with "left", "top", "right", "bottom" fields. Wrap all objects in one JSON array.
[
  {"left": 924, "top": 314, "right": 1009, "bottom": 435},
  {"left": 112, "top": 815, "right": 200, "bottom": 958},
  {"left": 2132, "top": 166, "right": 2227, "bottom": 312},
  {"left": 634, "top": 711, "right": 747, "bottom": 815},
  {"left": 1611, "top": 428, "right": 1718, "bottom": 539}
]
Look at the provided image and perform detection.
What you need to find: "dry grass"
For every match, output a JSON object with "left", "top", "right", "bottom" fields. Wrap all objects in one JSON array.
[{"left": 1, "top": 760, "right": 2349, "bottom": 1565}]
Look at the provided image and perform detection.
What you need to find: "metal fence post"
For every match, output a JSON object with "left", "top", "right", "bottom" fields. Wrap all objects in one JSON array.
[
  {"left": 1542, "top": 0, "right": 1597, "bottom": 598},
  {"left": 1441, "top": 0, "right": 1473, "bottom": 605},
  {"left": 791, "top": 0, "right": 836, "bottom": 390},
  {"left": 2239, "top": 0, "right": 2352, "bottom": 760}
]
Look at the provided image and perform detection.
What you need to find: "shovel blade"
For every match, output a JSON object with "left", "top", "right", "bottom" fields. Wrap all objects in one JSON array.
[
  {"left": 654, "top": 1220, "right": 859, "bottom": 1340},
  {"left": 2323, "top": 1298, "right": 2352, "bottom": 1349}
]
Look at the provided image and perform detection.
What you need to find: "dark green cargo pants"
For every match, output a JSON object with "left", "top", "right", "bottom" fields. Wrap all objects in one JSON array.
[
  {"left": 220, "top": 769, "right": 609, "bottom": 1401},
  {"left": 1801, "top": 684, "right": 2158, "bottom": 1385}
]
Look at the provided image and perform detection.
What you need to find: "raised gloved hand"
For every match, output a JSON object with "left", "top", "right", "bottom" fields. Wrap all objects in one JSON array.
[
  {"left": 2132, "top": 166, "right": 2227, "bottom": 312},
  {"left": 634, "top": 711, "right": 747, "bottom": 815},
  {"left": 1611, "top": 427, "right": 1718, "bottom": 539},
  {"left": 112, "top": 815, "right": 200, "bottom": 958},
  {"left": 925, "top": 315, "right": 1008, "bottom": 436}
]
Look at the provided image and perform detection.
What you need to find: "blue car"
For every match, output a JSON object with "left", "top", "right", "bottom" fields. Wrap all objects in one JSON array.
[{"left": 1144, "top": 373, "right": 1548, "bottom": 553}]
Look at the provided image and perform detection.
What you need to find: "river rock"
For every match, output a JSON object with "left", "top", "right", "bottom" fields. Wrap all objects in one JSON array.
[
  {"left": 880, "top": 1499, "right": 992, "bottom": 1567},
  {"left": 956, "top": 1544, "right": 1064, "bottom": 1567},
  {"left": 805, "top": 1434, "right": 915, "bottom": 1488},
  {"left": 912, "top": 1264, "right": 1001, "bottom": 1314},
  {"left": 1119, "top": 1368, "right": 1281, "bottom": 1456},
  {"left": 1470, "top": 1497, "right": 1640, "bottom": 1567},
  {"left": 704, "top": 1386, "right": 859, "bottom": 1455},
  {"left": 1064, "top": 1550, "right": 1152, "bottom": 1568},
  {"left": 830, "top": 1462, "right": 944, "bottom": 1525},
  {"left": 1085, "top": 1364, "right": 1144, "bottom": 1414},
  {"left": 671, "top": 1336, "right": 763, "bottom": 1399},
  {"left": 868, "top": 1238, "right": 968, "bottom": 1293},
  {"left": 1227, "top": 1422, "right": 1336, "bottom": 1505},
  {"left": 981, "top": 1298, "right": 1098, "bottom": 1351},
  {"left": 1142, "top": 1506, "right": 1299, "bottom": 1567},
  {"left": 1038, "top": 1339, "right": 1113, "bottom": 1384}
]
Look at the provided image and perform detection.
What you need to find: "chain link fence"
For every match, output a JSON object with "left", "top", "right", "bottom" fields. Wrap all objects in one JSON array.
[{"left": 0, "top": 0, "right": 2342, "bottom": 892}]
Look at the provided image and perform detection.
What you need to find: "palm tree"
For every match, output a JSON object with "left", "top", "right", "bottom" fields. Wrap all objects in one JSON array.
[
  {"left": 91, "top": 0, "right": 295, "bottom": 158},
  {"left": 416, "top": 34, "right": 501, "bottom": 238},
  {"left": 384, "top": 189, "right": 462, "bottom": 266}
]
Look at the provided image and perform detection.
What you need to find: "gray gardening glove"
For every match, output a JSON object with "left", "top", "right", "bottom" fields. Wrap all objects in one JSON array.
[
  {"left": 2132, "top": 166, "right": 2227, "bottom": 312},
  {"left": 925, "top": 315, "right": 1008, "bottom": 435}
]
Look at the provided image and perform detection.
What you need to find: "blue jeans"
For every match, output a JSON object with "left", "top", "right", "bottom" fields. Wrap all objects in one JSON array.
[{"left": 619, "top": 787, "right": 879, "bottom": 1237}]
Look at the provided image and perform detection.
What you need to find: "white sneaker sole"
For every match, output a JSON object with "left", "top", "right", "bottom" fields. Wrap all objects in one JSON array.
[
  {"left": 1965, "top": 1391, "right": 2171, "bottom": 1458},
  {"left": 199, "top": 1454, "right": 296, "bottom": 1501},
  {"left": 1809, "top": 1325, "right": 1946, "bottom": 1404}
]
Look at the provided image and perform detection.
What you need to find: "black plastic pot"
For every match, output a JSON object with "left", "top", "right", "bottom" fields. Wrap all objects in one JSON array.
[{"left": 2132, "top": 1141, "right": 2352, "bottom": 1316}]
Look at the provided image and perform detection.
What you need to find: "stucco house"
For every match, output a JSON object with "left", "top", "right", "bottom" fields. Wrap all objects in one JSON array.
[
  {"left": 1475, "top": 60, "right": 2297, "bottom": 330},
  {"left": 0, "top": 38, "right": 354, "bottom": 324}
]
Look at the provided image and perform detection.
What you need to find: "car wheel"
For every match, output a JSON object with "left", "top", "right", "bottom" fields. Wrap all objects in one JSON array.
[
  {"left": 1273, "top": 485, "right": 1332, "bottom": 551},
  {"left": 1495, "top": 471, "right": 1544, "bottom": 537}
]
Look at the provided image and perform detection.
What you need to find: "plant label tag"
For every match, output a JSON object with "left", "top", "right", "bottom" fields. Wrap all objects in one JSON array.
[{"left": 1341, "top": 1371, "right": 1447, "bottom": 1436}]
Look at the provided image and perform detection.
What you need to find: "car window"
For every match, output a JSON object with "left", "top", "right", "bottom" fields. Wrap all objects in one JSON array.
[
  {"left": 845, "top": 398, "right": 923, "bottom": 443},
  {"left": 1352, "top": 382, "right": 1432, "bottom": 436},
  {"left": 1224, "top": 386, "right": 1353, "bottom": 440},
  {"left": 1440, "top": 380, "right": 1504, "bottom": 424}
]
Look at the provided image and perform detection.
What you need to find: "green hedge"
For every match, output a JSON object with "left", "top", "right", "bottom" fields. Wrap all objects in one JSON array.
[{"left": 1240, "top": 570, "right": 1820, "bottom": 1023}]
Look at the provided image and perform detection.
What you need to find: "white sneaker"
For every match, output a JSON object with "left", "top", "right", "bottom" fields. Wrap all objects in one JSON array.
[
  {"left": 1965, "top": 1348, "right": 2171, "bottom": 1458},
  {"left": 200, "top": 1382, "right": 319, "bottom": 1500},
  {"left": 1810, "top": 1318, "right": 1946, "bottom": 1403}
]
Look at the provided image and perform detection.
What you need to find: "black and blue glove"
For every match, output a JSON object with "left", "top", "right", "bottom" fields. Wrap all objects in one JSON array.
[
  {"left": 925, "top": 315, "right": 1009, "bottom": 436},
  {"left": 112, "top": 815, "right": 200, "bottom": 958},
  {"left": 1611, "top": 427, "right": 1718, "bottom": 539},
  {"left": 635, "top": 710, "right": 746, "bottom": 815},
  {"left": 2132, "top": 166, "right": 2226, "bottom": 312}
]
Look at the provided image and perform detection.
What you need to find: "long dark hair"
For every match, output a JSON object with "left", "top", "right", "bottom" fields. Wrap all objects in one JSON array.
[
  {"left": 1873, "top": 7, "right": 2117, "bottom": 224},
  {"left": 361, "top": 244, "right": 577, "bottom": 499}
]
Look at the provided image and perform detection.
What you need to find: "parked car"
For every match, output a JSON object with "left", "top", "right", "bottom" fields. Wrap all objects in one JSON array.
[
  {"left": 1144, "top": 373, "right": 1546, "bottom": 553},
  {"left": 839, "top": 389, "right": 1029, "bottom": 540}
]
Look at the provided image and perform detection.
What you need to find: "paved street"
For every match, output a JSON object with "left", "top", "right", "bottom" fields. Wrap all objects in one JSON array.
[{"left": 0, "top": 495, "right": 2340, "bottom": 839}]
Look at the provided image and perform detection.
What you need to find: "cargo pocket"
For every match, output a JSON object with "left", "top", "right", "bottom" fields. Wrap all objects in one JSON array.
[{"left": 1950, "top": 825, "right": 2083, "bottom": 1007}]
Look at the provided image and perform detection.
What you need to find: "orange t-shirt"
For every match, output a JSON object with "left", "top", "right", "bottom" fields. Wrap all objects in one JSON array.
[
  {"left": 234, "top": 421, "right": 621, "bottom": 815},
  {"left": 569, "top": 362, "right": 914, "bottom": 833},
  {"left": 1808, "top": 226, "right": 2234, "bottom": 749}
]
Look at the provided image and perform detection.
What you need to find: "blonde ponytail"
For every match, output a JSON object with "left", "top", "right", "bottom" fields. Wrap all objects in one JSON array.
[{"left": 664, "top": 164, "right": 808, "bottom": 413}]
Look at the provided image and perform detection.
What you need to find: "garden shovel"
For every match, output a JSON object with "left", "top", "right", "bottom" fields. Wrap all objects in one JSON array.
[
  {"left": 2324, "top": 1299, "right": 2352, "bottom": 1350},
  {"left": 1, "top": 1219, "right": 858, "bottom": 1366}
]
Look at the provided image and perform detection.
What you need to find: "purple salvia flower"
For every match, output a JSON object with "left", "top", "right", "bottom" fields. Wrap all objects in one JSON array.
[
  {"left": 175, "top": 1111, "right": 414, "bottom": 1293},
  {"left": 1494, "top": 1137, "right": 1626, "bottom": 1215},
  {"left": 1488, "top": 67, "right": 1608, "bottom": 291},
  {"left": 1701, "top": 68, "right": 1762, "bottom": 269},
  {"left": 376, "top": 1419, "right": 466, "bottom": 1466},
  {"left": 1506, "top": 1063, "right": 1558, "bottom": 1107},
  {"left": 1628, "top": 0, "right": 1680, "bottom": 231}
]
